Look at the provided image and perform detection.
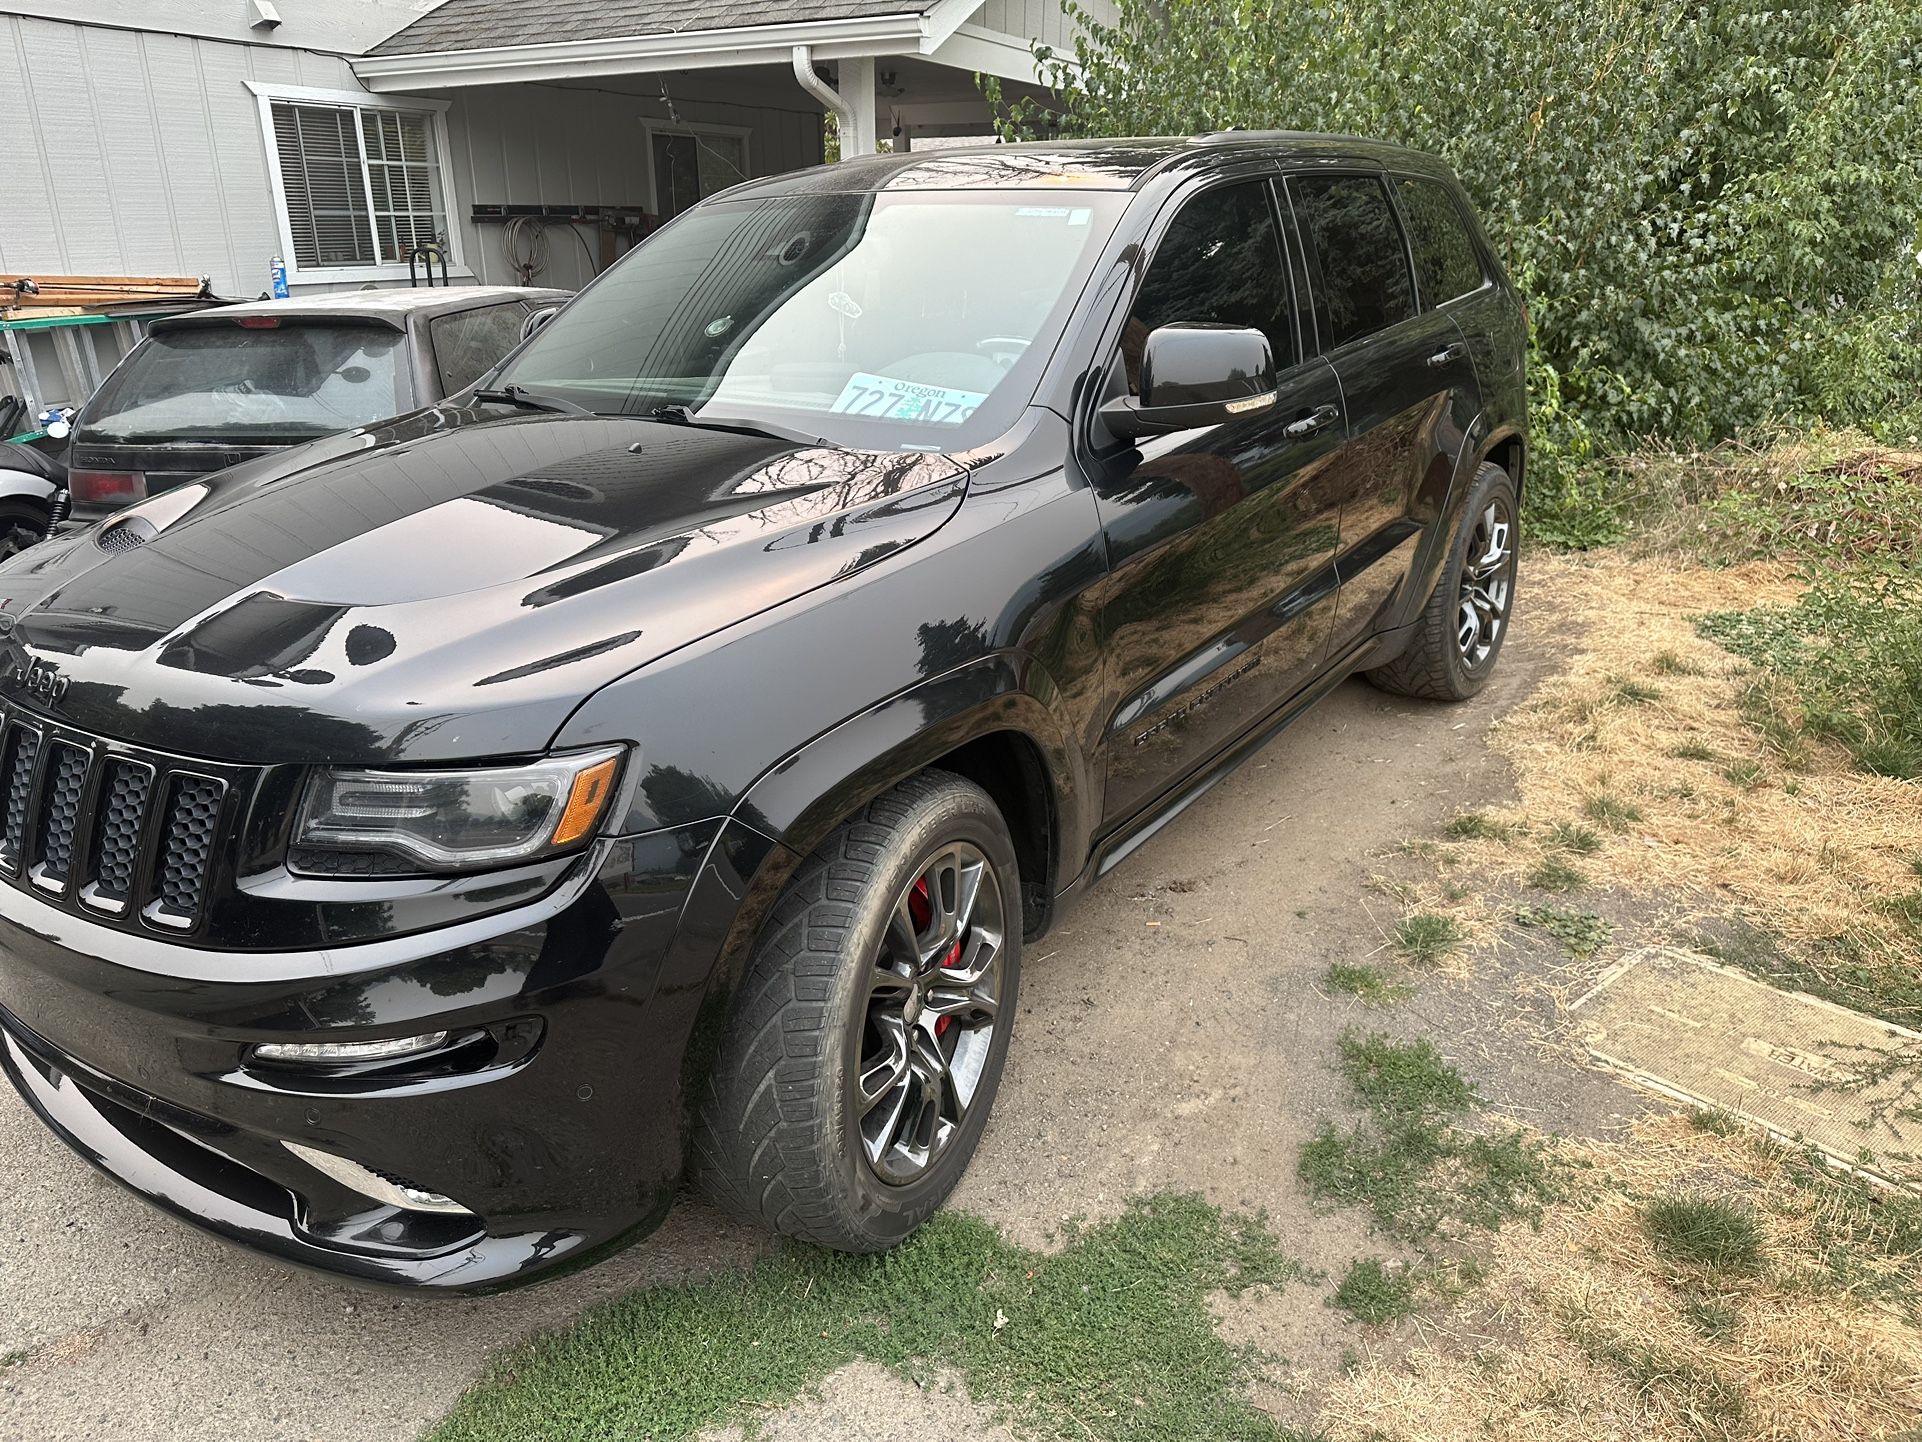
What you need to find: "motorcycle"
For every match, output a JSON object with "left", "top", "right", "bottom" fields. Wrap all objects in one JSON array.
[{"left": 0, "top": 407, "right": 73, "bottom": 562}]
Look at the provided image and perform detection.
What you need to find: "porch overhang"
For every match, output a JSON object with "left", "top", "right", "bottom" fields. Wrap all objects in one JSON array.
[{"left": 351, "top": 2, "right": 1053, "bottom": 92}]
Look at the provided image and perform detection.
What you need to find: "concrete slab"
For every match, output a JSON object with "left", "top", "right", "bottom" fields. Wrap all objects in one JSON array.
[{"left": 1571, "top": 946, "right": 1921, "bottom": 1186}]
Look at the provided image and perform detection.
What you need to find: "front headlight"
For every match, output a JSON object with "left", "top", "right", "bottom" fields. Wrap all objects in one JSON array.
[{"left": 292, "top": 746, "right": 625, "bottom": 874}]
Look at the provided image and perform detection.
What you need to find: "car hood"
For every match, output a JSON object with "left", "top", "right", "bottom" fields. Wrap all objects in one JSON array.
[{"left": 0, "top": 406, "right": 968, "bottom": 764}]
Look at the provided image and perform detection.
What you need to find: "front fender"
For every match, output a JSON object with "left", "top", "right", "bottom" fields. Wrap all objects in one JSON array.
[
  {"left": 654, "top": 655, "right": 1091, "bottom": 1135},
  {"left": 734, "top": 651, "right": 1092, "bottom": 886}
]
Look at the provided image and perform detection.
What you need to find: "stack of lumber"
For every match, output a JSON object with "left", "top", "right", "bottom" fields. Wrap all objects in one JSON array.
[{"left": 2, "top": 274, "right": 211, "bottom": 318}]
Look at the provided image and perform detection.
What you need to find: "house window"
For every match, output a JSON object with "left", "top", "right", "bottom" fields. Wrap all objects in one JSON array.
[
  {"left": 646, "top": 124, "right": 749, "bottom": 222},
  {"left": 250, "top": 84, "right": 457, "bottom": 280}
]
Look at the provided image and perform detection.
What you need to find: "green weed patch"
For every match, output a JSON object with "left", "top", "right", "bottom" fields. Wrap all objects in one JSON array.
[
  {"left": 427, "top": 1196, "right": 1308, "bottom": 1442},
  {"left": 1298, "top": 1032, "right": 1557, "bottom": 1244}
]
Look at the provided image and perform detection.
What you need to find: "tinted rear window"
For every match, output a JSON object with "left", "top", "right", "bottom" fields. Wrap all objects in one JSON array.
[
  {"left": 1395, "top": 177, "right": 1487, "bottom": 306},
  {"left": 82, "top": 323, "right": 412, "bottom": 443},
  {"left": 1288, "top": 175, "right": 1417, "bottom": 350}
]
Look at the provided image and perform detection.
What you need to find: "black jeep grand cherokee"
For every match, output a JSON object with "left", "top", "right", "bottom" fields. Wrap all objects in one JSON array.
[{"left": 0, "top": 135, "right": 1524, "bottom": 1290}]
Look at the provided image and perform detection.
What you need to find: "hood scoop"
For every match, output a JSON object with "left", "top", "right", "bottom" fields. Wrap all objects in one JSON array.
[
  {"left": 95, "top": 517, "right": 156, "bottom": 553},
  {"left": 157, "top": 592, "right": 349, "bottom": 681}
]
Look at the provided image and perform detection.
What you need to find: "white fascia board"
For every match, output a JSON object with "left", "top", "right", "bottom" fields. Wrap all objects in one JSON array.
[
  {"left": 352, "top": 14, "right": 931, "bottom": 91},
  {"left": 916, "top": 0, "right": 982, "bottom": 52},
  {"left": 926, "top": 22, "right": 1075, "bottom": 84}
]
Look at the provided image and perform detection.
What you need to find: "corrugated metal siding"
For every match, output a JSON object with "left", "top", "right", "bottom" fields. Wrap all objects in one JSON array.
[{"left": 447, "top": 84, "right": 824, "bottom": 290}]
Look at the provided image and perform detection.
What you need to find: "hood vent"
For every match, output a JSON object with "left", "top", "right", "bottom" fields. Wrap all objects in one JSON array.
[{"left": 96, "top": 517, "right": 157, "bottom": 553}]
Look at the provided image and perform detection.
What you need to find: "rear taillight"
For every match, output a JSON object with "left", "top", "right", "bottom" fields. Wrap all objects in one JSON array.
[{"left": 69, "top": 469, "right": 147, "bottom": 506}]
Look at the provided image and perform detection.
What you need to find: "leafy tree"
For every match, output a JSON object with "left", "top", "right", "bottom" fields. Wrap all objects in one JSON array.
[{"left": 987, "top": 0, "right": 1922, "bottom": 533}]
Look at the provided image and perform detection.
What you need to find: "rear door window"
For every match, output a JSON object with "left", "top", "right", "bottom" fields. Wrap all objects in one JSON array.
[
  {"left": 1287, "top": 175, "right": 1417, "bottom": 350},
  {"left": 1122, "top": 180, "right": 1295, "bottom": 394},
  {"left": 82, "top": 323, "right": 411, "bottom": 442},
  {"left": 429, "top": 303, "right": 532, "bottom": 395},
  {"left": 1394, "top": 177, "right": 1487, "bottom": 307}
]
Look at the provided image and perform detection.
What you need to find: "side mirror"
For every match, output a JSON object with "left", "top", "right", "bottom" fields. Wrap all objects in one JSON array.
[
  {"left": 521, "top": 306, "right": 561, "bottom": 342},
  {"left": 1099, "top": 323, "right": 1278, "bottom": 439}
]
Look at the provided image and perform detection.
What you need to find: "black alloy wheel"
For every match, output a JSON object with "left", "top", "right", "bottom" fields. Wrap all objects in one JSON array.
[
  {"left": 1455, "top": 494, "right": 1515, "bottom": 670},
  {"left": 0, "top": 501, "right": 48, "bottom": 564},
  {"left": 856, "top": 841, "right": 1007, "bottom": 1185},
  {"left": 695, "top": 770, "right": 1022, "bottom": 1251},
  {"left": 1365, "top": 460, "right": 1521, "bottom": 702}
]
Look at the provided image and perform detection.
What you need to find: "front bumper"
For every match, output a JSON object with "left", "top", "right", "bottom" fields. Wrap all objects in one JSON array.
[{"left": 0, "top": 819, "right": 777, "bottom": 1291}]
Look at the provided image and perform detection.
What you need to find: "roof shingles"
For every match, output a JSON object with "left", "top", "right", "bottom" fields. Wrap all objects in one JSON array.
[{"left": 369, "top": 0, "right": 931, "bottom": 57}]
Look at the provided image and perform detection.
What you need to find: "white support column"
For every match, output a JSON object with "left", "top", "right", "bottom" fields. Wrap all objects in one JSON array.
[{"left": 837, "top": 56, "right": 878, "bottom": 157}]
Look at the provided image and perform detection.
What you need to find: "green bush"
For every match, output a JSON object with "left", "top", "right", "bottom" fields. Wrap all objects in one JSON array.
[{"left": 989, "top": 1, "right": 1922, "bottom": 513}]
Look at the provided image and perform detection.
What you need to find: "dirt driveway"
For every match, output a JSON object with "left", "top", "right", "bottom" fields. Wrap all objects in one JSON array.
[{"left": 0, "top": 586, "right": 1627, "bottom": 1442}]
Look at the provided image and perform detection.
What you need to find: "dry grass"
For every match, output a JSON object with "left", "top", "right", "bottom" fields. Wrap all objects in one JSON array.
[
  {"left": 1316, "top": 443, "right": 1922, "bottom": 1438},
  {"left": 1438, "top": 551, "right": 1922, "bottom": 958},
  {"left": 1616, "top": 434, "right": 1922, "bottom": 567},
  {"left": 1317, "top": 1115, "right": 1922, "bottom": 1442}
]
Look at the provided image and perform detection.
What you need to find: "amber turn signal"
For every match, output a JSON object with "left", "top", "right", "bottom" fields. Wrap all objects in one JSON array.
[{"left": 550, "top": 755, "right": 620, "bottom": 846}]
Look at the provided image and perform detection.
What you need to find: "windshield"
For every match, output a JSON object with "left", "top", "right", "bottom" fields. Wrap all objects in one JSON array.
[
  {"left": 82, "top": 323, "right": 412, "bottom": 443},
  {"left": 495, "top": 190, "right": 1126, "bottom": 450}
]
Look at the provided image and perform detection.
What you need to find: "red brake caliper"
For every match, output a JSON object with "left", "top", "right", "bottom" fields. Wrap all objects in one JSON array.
[{"left": 909, "top": 878, "right": 959, "bottom": 1038}]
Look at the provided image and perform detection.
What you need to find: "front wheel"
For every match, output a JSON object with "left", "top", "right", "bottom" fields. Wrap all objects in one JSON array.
[
  {"left": 693, "top": 771, "right": 1021, "bottom": 1251},
  {"left": 1366, "top": 461, "right": 1519, "bottom": 701}
]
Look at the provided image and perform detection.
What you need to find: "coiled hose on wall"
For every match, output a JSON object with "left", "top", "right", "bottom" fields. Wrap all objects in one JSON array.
[{"left": 502, "top": 216, "right": 599, "bottom": 286}]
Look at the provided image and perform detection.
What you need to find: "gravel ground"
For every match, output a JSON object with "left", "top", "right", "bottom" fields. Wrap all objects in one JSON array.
[{"left": 0, "top": 575, "right": 1630, "bottom": 1441}]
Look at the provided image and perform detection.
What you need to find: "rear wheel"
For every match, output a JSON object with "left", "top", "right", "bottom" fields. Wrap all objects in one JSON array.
[
  {"left": 693, "top": 770, "right": 1021, "bottom": 1251},
  {"left": 1366, "top": 461, "right": 1518, "bottom": 701}
]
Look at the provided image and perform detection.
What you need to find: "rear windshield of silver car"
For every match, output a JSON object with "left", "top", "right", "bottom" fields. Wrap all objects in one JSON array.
[{"left": 82, "top": 322, "right": 413, "bottom": 443}]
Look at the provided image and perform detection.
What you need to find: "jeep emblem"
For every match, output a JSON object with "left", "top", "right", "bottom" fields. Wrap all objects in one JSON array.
[{"left": 21, "top": 658, "right": 69, "bottom": 707}]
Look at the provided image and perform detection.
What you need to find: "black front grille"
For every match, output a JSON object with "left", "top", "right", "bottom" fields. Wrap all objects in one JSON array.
[
  {"left": 153, "top": 775, "right": 223, "bottom": 925},
  {"left": 0, "top": 707, "right": 239, "bottom": 934},
  {"left": 0, "top": 726, "right": 41, "bottom": 869},
  {"left": 89, "top": 760, "right": 154, "bottom": 909},
  {"left": 33, "top": 742, "right": 90, "bottom": 886}
]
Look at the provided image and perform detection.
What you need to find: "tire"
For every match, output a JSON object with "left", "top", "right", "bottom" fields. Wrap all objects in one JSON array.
[
  {"left": 1366, "top": 461, "right": 1519, "bottom": 701},
  {"left": 693, "top": 770, "right": 1022, "bottom": 1251},
  {"left": 0, "top": 500, "right": 49, "bottom": 565}
]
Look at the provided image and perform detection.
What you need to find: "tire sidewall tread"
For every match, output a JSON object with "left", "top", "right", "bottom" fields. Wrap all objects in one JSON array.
[
  {"left": 1366, "top": 460, "right": 1519, "bottom": 702},
  {"left": 694, "top": 770, "right": 1021, "bottom": 1251}
]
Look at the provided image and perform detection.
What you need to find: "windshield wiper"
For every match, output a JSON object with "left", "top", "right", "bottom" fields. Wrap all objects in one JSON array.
[
  {"left": 649, "top": 404, "right": 841, "bottom": 450},
  {"left": 472, "top": 384, "right": 591, "bottom": 416}
]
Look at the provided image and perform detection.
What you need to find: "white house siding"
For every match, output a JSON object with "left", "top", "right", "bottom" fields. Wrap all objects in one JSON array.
[
  {"left": 0, "top": 16, "right": 821, "bottom": 298},
  {"left": 0, "top": 14, "right": 363, "bottom": 298},
  {"left": 4, "top": 0, "right": 432, "bottom": 57},
  {"left": 971, "top": 0, "right": 1115, "bottom": 55}
]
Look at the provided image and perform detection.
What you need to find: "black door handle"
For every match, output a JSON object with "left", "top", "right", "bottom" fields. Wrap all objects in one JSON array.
[
  {"left": 1426, "top": 342, "right": 1468, "bottom": 368},
  {"left": 1284, "top": 404, "right": 1341, "bottom": 440}
]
